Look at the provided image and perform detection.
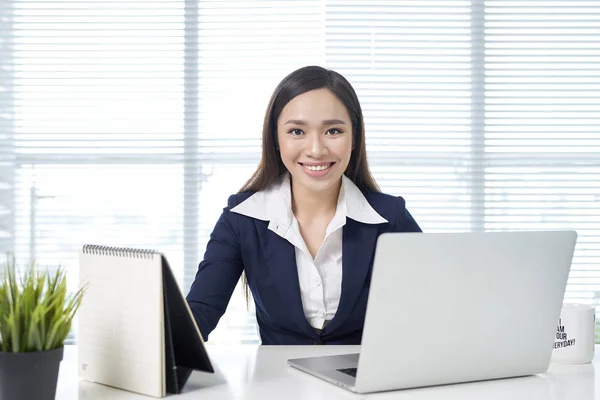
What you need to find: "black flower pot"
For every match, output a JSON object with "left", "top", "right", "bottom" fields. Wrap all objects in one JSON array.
[{"left": 0, "top": 346, "right": 64, "bottom": 400}]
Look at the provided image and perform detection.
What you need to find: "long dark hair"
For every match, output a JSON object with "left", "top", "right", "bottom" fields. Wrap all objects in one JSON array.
[{"left": 239, "top": 65, "right": 380, "bottom": 304}]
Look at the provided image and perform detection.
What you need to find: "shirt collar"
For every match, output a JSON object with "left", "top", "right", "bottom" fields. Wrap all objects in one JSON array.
[{"left": 230, "top": 173, "right": 388, "bottom": 229}]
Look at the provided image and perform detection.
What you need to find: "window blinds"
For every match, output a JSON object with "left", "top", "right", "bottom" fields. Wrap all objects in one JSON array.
[
  {"left": 1, "top": 0, "right": 599, "bottom": 345},
  {"left": 483, "top": 1, "right": 600, "bottom": 310}
]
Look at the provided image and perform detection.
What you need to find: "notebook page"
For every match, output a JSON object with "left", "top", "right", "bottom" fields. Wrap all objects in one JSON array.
[{"left": 78, "top": 248, "right": 165, "bottom": 398}]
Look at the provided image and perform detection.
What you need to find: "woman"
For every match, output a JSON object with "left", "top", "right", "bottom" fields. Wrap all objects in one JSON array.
[{"left": 186, "top": 66, "right": 421, "bottom": 345}]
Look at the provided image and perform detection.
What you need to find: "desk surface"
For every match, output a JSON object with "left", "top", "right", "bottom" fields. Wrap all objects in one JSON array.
[{"left": 57, "top": 345, "right": 598, "bottom": 399}]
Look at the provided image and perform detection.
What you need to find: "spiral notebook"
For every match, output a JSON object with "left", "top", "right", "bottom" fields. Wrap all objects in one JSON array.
[{"left": 78, "top": 245, "right": 213, "bottom": 398}]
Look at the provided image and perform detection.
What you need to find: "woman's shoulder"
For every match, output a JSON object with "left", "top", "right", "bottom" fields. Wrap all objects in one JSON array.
[
  {"left": 363, "top": 190, "right": 417, "bottom": 227},
  {"left": 363, "top": 190, "right": 408, "bottom": 211},
  {"left": 364, "top": 190, "right": 421, "bottom": 232},
  {"left": 225, "top": 191, "right": 256, "bottom": 209}
]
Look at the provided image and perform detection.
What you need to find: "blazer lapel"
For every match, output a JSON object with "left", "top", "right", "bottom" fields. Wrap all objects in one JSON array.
[
  {"left": 322, "top": 219, "right": 380, "bottom": 335},
  {"left": 261, "top": 224, "right": 317, "bottom": 339}
]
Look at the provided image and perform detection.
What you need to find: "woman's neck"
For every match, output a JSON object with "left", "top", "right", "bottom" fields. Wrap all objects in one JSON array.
[{"left": 291, "top": 178, "right": 341, "bottom": 219}]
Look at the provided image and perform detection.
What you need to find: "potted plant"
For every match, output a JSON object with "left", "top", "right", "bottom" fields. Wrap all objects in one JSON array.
[{"left": 0, "top": 254, "right": 86, "bottom": 400}]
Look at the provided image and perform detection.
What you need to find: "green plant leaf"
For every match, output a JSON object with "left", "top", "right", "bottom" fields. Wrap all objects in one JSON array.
[
  {"left": 45, "top": 312, "right": 67, "bottom": 351},
  {"left": 0, "top": 254, "right": 87, "bottom": 352},
  {"left": 26, "top": 305, "right": 45, "bottom": 352}
]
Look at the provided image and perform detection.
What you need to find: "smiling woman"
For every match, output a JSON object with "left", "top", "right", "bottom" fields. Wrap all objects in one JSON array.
[{"left": 185, "top": 66, "right": 422, "bottom": 345}]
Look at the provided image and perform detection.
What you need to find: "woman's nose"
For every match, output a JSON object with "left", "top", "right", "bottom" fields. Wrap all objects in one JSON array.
[{"left": 308, "top": 133, "right": 327, "bottom": 157}]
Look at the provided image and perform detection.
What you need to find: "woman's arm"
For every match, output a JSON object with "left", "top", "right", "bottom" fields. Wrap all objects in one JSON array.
[{"left": 186, "top": 195, "right": 244, "bottom": 341}]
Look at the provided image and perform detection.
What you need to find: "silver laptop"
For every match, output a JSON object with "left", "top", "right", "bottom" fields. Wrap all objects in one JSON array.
[{"left": 287, "top": 230, "right": 578, "bottom": 394}]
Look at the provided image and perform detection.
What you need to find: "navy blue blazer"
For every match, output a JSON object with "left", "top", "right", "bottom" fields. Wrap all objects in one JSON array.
[{"left": 186, "top": 190, "right": 422, "bottom": 345}]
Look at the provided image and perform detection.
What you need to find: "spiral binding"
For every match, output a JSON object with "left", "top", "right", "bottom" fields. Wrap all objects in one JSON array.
[{"left": 82, "top": 245, "right": 157, "bottom": 259}]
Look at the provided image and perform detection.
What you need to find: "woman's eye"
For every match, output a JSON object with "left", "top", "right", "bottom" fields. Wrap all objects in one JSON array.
[
  {"left": 289, "top": 129, "right": 304, "bottom": 136},
  {"left": 326, "top": 128, "right": 342, "bottom": 135}
]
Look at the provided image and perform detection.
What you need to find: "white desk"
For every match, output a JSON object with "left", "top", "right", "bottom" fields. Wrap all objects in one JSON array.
[{"left": 57, "top": 345, "right": 598, "bottom": 399}]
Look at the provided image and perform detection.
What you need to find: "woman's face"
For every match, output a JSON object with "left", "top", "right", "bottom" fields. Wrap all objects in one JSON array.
[{"left": 276, "top": 88, "right": 353, "bottom": 196}]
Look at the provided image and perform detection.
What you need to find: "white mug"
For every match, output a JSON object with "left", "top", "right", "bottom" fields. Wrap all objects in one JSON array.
[{"left": 551, "top": 303, "right": 596, "bottom": 364}]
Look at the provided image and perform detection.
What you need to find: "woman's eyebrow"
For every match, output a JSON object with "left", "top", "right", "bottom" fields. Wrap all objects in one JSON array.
[
  {"left": 322, "top": 119, "right": 346, "bottom": 126},
  {"left": 284, "top": 119, "right": 347, "bottom": 126}
]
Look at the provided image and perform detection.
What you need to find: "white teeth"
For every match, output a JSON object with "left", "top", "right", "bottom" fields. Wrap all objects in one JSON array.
[{"left": 304, "top": 164, "right": 330, "bottom": 171}]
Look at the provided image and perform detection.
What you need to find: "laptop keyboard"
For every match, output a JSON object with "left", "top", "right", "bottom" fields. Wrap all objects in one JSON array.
[{"left": 337, "top": 368, "right": 357, "bottom": 377}]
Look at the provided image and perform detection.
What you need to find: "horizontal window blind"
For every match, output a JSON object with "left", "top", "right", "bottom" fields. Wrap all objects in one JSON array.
[
  {"left": 326, "top": 0, "right": 474, "bottom": 232},
  {"left": 1, "top": 0, "right": 188, "bottom": 344},
  {"left": 1, "top": 0, "right": 599, "bottom": 344},
  {"left": 483, "top": 1, "right": 600, "bottom": 340},
  {"left": 0, "top": 2, "right": 14, "bottom": 256}
]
